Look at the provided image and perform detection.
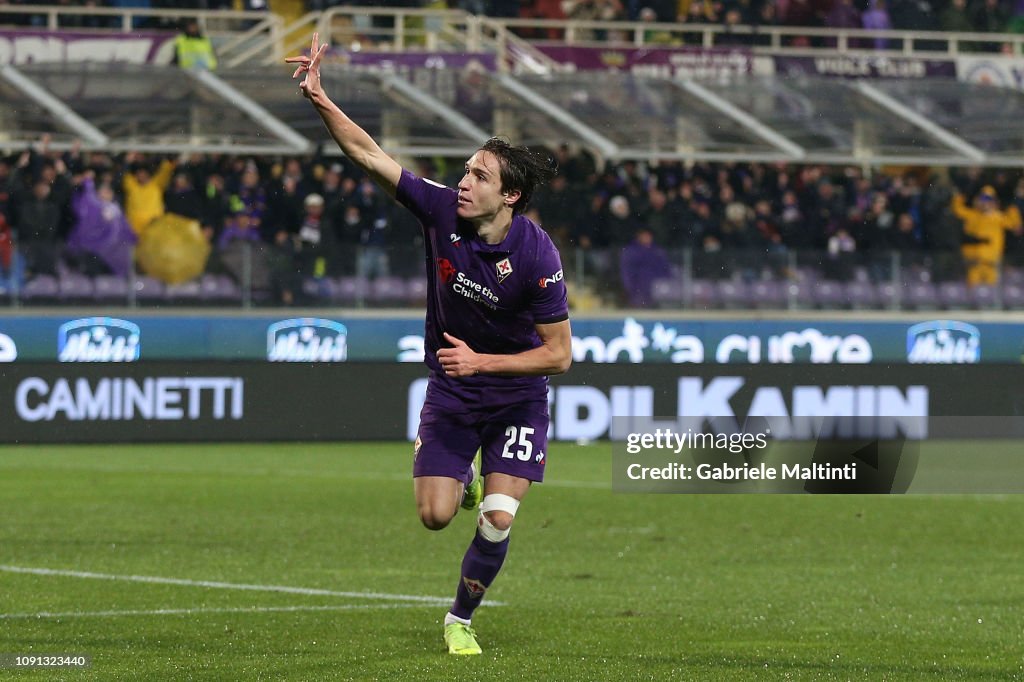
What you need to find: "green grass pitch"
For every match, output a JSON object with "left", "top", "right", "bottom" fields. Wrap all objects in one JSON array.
[{"left": 1, "top": 442, "right": 1022, "bottom": 681}]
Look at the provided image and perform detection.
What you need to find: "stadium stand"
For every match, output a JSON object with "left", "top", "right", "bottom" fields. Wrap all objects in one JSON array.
[{"left": 3, "top": 4, "right": 1024, "bottom": 310}]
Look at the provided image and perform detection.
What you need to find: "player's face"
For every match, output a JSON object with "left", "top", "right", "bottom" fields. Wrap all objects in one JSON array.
[{"left": 457, "top": 151, "right": 511, "bottom": 221}]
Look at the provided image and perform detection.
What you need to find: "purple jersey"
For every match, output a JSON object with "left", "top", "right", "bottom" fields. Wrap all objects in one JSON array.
[{"left": 396, "top": 169, "right": 569, "bottom": 399}]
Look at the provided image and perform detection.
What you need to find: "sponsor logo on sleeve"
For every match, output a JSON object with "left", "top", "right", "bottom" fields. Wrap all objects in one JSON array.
[{"left": 538, "top": 269, "right": 564, "bottom": 289}]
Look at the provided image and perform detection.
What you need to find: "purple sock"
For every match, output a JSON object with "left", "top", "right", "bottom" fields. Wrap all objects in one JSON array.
[{"left": 450, "top": 531, "right": 509, "bottom": 621}]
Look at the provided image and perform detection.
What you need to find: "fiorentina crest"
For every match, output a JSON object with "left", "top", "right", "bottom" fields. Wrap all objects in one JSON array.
[
  {"left": 463, "top": 577, "right": 487, "bottom": 598},
  {"left": 496, "top": 257, "right": 513, "bottom": 283}
]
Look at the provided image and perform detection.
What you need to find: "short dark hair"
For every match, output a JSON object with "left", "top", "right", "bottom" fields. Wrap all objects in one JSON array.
[{"left": 477, "top": 137, "right": 557, "bottom": 215}]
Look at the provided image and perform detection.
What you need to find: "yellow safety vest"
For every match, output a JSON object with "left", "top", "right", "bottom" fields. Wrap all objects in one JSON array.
[{"left": 175, "top": 35, "right": 217, "bottom": 70}]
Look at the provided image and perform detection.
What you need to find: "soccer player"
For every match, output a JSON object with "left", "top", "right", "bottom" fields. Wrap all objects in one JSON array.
[{"left": 288, "top": 34, "right": 572, "bottom": 656}]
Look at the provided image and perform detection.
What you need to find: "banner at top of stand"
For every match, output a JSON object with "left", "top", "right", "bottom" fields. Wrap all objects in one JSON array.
[
  {"left": 772, "top": 54, "right": 957, "bottom": 79},
  {"left": 321, "top": 49, "right": 496, "bottom": 72},
  {"left": 0, "top": 30, "right": 175, "bottom": 65},
  {"left": 533, "top": 45, "right": 752, "bottom": 78}
]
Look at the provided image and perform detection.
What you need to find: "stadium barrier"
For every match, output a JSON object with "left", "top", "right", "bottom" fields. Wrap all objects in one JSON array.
[
  {"left": 3, "top": 361, "right": 1023, "bottom": 444},
  {"left": 0, "top": 313, "right": 1016, "bottom": 364}
]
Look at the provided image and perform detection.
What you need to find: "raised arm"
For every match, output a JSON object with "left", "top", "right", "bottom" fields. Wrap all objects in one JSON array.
[
  {"left": 951, "top": 192, "right": 971, "bottom": 221},
  {"left": 1004, "top": 205, "right": 1023, "bottom": 234},
  {"left": 287, "top": 33, "right": 402, "bottom": 197}
]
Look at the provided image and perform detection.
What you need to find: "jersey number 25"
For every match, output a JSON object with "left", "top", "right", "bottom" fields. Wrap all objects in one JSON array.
[{"left": 501, "top": 426, "right": 535, "bottom": 461}]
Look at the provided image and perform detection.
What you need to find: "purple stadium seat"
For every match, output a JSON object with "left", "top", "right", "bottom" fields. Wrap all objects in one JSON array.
[
  {"left": 876, "top": 281, "right": 901, "bottom": 309},
  {"left": 902, "top": 266, "right": 932, "bottom": 285},
  {"left": 370, "top": 276, "right": 408, "bottom": 305},
  {"left": 1003, "top": 267, "right": 1024, "bottom": 286},
  {"left": 785, "top": 279, "right": 815, "bottom": 309},
  {"left": 845, "top": 281, "right": 879, "bottom": 309},
  {"left": 1002, "top": 283, "right": 1024, "bottom": 309},
  {"left": 406, "top": 277, "right": 428, "bottom": 305},
  {"left": 969, "top": 284, "right": 999, "bottom": 310},
  {"left": 794, "top": 266, "right": 821, "bottom": 285},
  {"left": 20, "top": 274, "right": 59, "bottom": 301},
  {"left": 652, "top": 278, "right": 685, "bottom": 308},
  {"left": 93, "top": 274, "right": 129, "bottom": 302},
  {"left": 59, "top": 272, "right": 94, "bottom": 301},
  {"left": 133, "top": 275, "right": 165, "bottom": 302},
  {"left": 330, "top": 276, "right": 370, "bottom": 305},
  {"left": 717, "top": 280, "right": 750, "bottom": 309},
  {"left": 688, "top": 279, "right": 720, "bottom": 309},
  {"left": 813, "top": 281, "right": 846, "bottom": 309},
  {"left": 164, "top": 279, "right": 202, "bottom": 303},
  {"left": 200, "top": 274, "right": 242, "bottom": 303},
  {"left": 906, "top": 282, "right": 938, "bottom": 310},
  {"left": 852, "top": 266, "right": 871, "bottom": 283},
  {"left": 937, "top": 281, "right": 970, "bottom": 309},
  {"left": 301, "top": 277, "right": 329, "bottom": 301},
  {"left": 749, "top": 280, "right": 786, "bottom": 309}
]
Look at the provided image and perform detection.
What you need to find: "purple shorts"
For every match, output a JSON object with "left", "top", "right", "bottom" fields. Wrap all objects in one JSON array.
[{"left": 413, "top": 376, "right": 549, "bottom": 484}]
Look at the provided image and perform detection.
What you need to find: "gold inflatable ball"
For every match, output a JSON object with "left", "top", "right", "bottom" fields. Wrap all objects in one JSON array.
[{"left": 136, "top": 213, "right": 211, "bottom": 285}]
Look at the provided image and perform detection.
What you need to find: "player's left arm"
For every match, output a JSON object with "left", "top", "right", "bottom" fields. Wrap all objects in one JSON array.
[{"left": 438, "top": 321, "right": 572, "bottom": 378}]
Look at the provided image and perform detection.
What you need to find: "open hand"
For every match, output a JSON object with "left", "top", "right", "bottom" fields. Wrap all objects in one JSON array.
[{"left": 285, "top": 32, "right": 329, "bottom": 101}]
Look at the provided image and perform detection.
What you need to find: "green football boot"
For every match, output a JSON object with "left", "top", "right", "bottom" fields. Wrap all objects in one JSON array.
[
  {"left": 444, "top": 622, "right": 482, "bottom": 655},
  {"left": 461, "top": 457, "right": 483, "bottom": 511}
]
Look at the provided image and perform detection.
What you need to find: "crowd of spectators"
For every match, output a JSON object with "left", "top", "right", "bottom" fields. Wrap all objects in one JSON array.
[
  {"left": 1, "top": 139, "right": 1022, "bottom": 308},
  {"left": 3, "top": 0, "right": 1024, "bottom": 37},
  {"left": 525, "top": 146, "right": 1024, "bottom": 305},
  {"left": 295, "top": 0, "right": 1024, "bottom": 38},
  {"left": 0, "top": 0, "right": 267, "bottom": 29},
  {"left": 480, "top": 0, "right": 1024, "bottom": 37}
]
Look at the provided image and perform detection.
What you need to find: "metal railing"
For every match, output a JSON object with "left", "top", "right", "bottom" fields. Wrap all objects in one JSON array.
[
  {"left": 5, "top": 6, "right": 1021, "bottom": 67},
  {"left": 492, "top": 17, "right": 1024, "bottom": 57},
  {"left": 0, "top": 6, "right": 272, "bottom": 38}
]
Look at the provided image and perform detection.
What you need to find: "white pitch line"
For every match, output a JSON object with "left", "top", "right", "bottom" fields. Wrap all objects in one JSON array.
[
  {"left": 0, "top": 603, "right": 434, "bottom": 620},
  {"left": 0, "top": 566, "right": 503, "bottom": 606}
]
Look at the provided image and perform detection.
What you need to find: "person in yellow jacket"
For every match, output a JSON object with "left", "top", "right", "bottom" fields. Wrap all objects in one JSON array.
[
  {"left": 122, "top": 153, "right": 176, "bottom": 235},
  {"left": 953, "top": 185, "right": 1022, "bottom": 286},
  {"left": 174, "top": 20, "right": 218, "bottom": 71}
]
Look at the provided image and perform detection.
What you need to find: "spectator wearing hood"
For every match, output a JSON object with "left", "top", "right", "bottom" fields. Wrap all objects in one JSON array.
[
  {"left": 620, "top": 228, "right": 673, "bottom": 308},
  {"left": 67, "top": 172, "right": 137, "bottom": 277}
]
